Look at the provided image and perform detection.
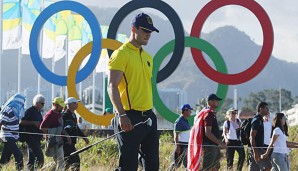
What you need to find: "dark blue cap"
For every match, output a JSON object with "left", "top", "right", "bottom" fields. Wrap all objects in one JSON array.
[
  {"left": 207, "top": 94, "right": 222, "bottom": 101},
  {"left": 181, "top": 104, "right": 193, "bottom": 111},
  {"left": 131, "top": 13, "right": 159, "bottom": 33}
]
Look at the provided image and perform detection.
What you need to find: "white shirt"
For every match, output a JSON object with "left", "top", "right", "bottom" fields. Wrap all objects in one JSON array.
[
  {"left": 178, "top": 131, "right": 190, "bottom": 143},
  {"left": 263, "top": 121, "right": 272, "bottom": 145},
  {"left": 273, "top": 127, "right": 288, "bottom": 154},
  {"left": 223, "top": 120, "right": 238, "bottom": 140}
]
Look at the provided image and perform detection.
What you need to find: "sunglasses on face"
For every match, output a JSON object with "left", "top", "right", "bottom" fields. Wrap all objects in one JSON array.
[
  {"left": 231, "top": 112, "right": 237, "bottom": 114},
  {"left": 40, "top": 102, "right": 45, "bottom": 106}
]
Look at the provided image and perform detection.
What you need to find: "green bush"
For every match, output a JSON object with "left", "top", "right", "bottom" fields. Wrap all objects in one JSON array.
[{"left": 288, "top": 125, "right": 298, "bottom": 170}]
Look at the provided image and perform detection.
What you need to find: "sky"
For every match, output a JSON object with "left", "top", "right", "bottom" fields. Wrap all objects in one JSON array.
[{"left": 77, "top": 0, "right": 298, "bottom": 63}]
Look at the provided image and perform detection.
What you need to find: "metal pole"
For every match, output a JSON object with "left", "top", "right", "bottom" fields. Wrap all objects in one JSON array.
[
  {"left": 37, "top": 0, "right": 44, "bottom": 94},
  {"left": 176, "top": 92, "right": 179, "bottom": 112},
  {"left": 92, "top": 71, "right": 96, "bottom": 112},
  {"left": 279, "top": 85, "right": 282, "bottom": 112},
  {"left": 92, "top": 71, "right": 96, "bottom": 129},
  {"left": 234, "top": 86, "right": 237, "bottom": 109},
  {"left": 65, "top": 36, "right": 68, "bottom": 98},
  {"left": 79, "top": 82, "right": 82, "bottom": 100},
  {"left": 102, "top": 73, "right": 105, "bottom": 111},
  {"left": 0, "top": 1, "right": 3, "bottom": 105},
  {"left": 17, "top": 47, "right": 22, "bottom": 93},
  {"left": 51, "top": 57, "right": 55, "bottom": 100},
  {"left": 37, "top": 31, "right": 43, "bottom": 94}
]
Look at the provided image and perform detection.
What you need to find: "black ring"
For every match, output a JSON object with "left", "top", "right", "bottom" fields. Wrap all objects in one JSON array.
[{"left": 107, "top": 0, "right": 185, "bottom": 83}]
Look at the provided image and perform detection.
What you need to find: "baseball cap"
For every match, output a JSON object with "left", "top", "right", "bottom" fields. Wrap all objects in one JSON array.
[
  {"left": 226, "top": 107, "right": 238, "bottom": 114},
  {"left": 207, "top": 94, "right": 222, "bottom": 101},
  {"left": 52, "top": 97, "right": 66, "bottom": 107},
  {"left": 64, "top": 97, "right": 80, "bottom": 105},
  {"left": 105, "top": 108, "right": 113, "bottom": 113},
  {"left": 131, "top": 13, "right": 159, "bottom": 33},
  {"left": 181, "top": 104, "right": 193, "bottom": 111}
]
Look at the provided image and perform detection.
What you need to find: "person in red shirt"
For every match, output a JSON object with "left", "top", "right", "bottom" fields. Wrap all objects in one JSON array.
[{"left": 40, "top": 97, "right": 71, "bottom": 170}]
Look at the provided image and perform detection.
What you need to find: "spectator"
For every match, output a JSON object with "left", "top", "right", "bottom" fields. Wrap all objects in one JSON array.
[
  {"left": 169, "top": 104, "right": 192, "bottom": 170},
  {"left": 40, "top": 97, "right": 71, "bottom": 171},
  {"left": 0, "top": 93, "right": 26, "bottom": 170},
  {"left": 20, "top": 94, "right": 45, "bottom": 170},
  {"left": 249, "top": 102, "right": 271, "bottom": 171},
  {"left": 261, "top": 113, "right": 298, "bottom": 171},
  {"left": 63, "top": 97, "right": 89, "bottom": 171},
  {"left": 223, "top": 108, "right": 245, "bottom": 171},
  {"left": 263, "top": 112, "right": 273, "bottom": 158},
  {"left": 188, "top": 93, "right": 227, "bottom": 171}
]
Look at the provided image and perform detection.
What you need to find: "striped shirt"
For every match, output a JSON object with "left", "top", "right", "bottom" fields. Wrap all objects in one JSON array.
[{"left": 0, "top": 107, "right": 19, "bottom": 141}]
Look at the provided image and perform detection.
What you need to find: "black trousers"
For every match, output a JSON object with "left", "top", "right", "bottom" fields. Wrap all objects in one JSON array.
[
  {"left": 63, "top": 144, "right": 80, "bottom": 171},
  {"left": 226, "top": 139, "right": 245, "bottom": 171},
  {"left": 171, "top": 143, "right": 188, "bottom": 169},
  {"left": 0, "top": 138, "right": 23, "bottom": 171},
  {"left": 114, "top": 110, "right": 159, "bottom": 171},
  {"left": 26, "top": 138, "right": 44, "bottom": 171}
]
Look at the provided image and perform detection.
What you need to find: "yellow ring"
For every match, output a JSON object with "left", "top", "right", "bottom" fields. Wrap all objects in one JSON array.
[{"left": 67, "top": 38, "right": 123, "bottom": 126}]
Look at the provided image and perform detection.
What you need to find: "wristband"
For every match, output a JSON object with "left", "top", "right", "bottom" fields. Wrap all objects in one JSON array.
[{"left": 119, "top": 114, "right": 127, "bottom": 117}]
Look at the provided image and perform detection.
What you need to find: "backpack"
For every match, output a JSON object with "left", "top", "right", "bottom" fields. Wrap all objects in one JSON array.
[{"left": 239, "top": 118, "right": 253, "bottom": 145}]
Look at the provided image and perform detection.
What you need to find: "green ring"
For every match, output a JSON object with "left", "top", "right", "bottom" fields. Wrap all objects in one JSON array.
[{"left": 152, "top": 36, "right": 229, "bottom": 124}]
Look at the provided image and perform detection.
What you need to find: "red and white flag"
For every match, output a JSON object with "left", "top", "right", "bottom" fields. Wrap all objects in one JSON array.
[{"left": 187, "top": 108, "right": 211, "bottom": 171}]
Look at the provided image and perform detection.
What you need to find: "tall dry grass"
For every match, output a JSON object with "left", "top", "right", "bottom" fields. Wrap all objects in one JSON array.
[{"left": 1, "top": 126, "right": 298, "bottom": 170}]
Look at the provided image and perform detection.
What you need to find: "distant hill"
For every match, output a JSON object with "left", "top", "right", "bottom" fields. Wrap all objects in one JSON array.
[
  {"left": 158, "top": 26, "right": 298, "bottom": 105},
  {"left": 1, "top": 7, "right": 298, "bottom": 107}
]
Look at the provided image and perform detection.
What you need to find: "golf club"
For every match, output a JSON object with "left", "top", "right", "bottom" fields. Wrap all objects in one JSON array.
[{"left": 70, "top": 118, "right": 152, "bottom": 156}]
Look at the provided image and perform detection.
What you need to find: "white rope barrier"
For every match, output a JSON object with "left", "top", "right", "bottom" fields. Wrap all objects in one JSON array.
[{"left": 2, "top": 129, "right": 297, "bottom": 150}]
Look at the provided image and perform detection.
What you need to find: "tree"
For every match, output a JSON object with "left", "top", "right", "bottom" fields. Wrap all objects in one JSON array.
[
  {"left": 217, "top": 98, "right": 233, "bottom": 127},
  {"left": 242, "top": 89, "right": 294, "bottom": 113},
  {"left": 294, "top": 96, "right": 298, "bottom": 105}
]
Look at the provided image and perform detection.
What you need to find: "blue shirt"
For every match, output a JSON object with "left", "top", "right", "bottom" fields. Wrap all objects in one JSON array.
[{"left": 174, "top": 116, "right": 191, "bottom": 143}]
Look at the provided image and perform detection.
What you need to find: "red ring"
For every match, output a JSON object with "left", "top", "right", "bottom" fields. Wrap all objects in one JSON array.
[{"left": 190, "top": 0, "right": 273, "bottom": 85}]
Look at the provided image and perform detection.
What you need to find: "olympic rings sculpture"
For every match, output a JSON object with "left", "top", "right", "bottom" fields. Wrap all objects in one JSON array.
[
  {"left": 29, "top": 0, "right": 273, "bottom": 125},
  {"left": 30, "top": 1, "right": 102, "bottom": 86}
]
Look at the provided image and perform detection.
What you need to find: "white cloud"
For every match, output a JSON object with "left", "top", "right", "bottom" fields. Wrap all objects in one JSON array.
[{"left": 76, "top": 0, "right": 298, "bottom": 63}]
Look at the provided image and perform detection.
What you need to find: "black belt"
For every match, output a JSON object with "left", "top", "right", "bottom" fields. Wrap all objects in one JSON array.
[{"left": 126, "top": 109, "right": 152, "bottom": 117}]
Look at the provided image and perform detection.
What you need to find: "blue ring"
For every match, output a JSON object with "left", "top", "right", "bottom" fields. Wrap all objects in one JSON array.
[
  {"left": 29, "top": 1, "right": 102, "bottom": 86},
  {"left": 107, "top": 0, "right": 185, "bottom": 83}
]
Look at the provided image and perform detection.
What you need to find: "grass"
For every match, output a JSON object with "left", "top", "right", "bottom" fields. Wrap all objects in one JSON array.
[{"left": 1, "top": 126, "right": 298, "bottom": 170}]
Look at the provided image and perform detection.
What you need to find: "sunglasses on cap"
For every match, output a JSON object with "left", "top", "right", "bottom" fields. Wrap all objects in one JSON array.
[{"left": 139, "top": 26, "right": 152, "bottom": 33}]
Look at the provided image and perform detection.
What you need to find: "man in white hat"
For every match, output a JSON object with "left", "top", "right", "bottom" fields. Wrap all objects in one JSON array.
[{"left": 62, "top": 97, "right": 89, "bottom": 171}]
